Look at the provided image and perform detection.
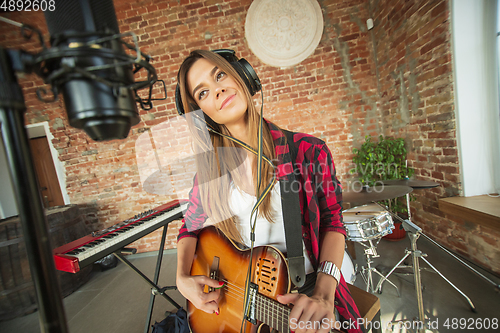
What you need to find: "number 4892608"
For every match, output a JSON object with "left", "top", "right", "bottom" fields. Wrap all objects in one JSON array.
[
  {"left": 443, "top": 318, "right": 498, "bottom": 330},
  {"left": 0, "top": 0, "right": 56, "bottom": 12}
]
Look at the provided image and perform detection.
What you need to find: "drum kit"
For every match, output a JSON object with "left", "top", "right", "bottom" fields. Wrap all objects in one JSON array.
[
  {"left": 343, "top": 202, "right": 399, "bottom": 294},
  {"left": 341, "top": 179, "right": 484, "bottom": 332},
  {"left": 339, "top": 184, "right": 418, "bottom": 285}
]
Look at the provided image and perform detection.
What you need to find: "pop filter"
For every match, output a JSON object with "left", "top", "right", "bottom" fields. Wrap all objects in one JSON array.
[{"left": 41, "top": 0, "right": 156, "bottom": 141}]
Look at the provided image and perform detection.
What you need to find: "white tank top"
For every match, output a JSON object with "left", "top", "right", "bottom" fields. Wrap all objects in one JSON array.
[{"left": 229, "top": 181, "right": 314, "bottom": 274}]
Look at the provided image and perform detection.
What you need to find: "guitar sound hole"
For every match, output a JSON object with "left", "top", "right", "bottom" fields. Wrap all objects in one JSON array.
[
  {"left": 257, "top": 256, "right": 279, "bottom": 295},
  {"left": 261, "top": 286, "right": 272, "bottom": 293}
]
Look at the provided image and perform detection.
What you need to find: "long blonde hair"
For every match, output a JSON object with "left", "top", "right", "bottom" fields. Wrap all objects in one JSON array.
[{"left": 177, "top": 50, "right": 276, "bottom": 243}]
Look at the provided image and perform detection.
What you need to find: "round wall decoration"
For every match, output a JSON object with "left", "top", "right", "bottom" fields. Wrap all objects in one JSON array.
[{"left": 245, "top": 0, "right": 324, "bottom": 68}]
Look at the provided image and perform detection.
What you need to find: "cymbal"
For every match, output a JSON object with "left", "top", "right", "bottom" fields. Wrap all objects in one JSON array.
[
  {"left": 382, "top": 179, "right": 440, "bottom": 189},
  {"left": 343, "top": 185, "right": 413, "bottom": 204}
]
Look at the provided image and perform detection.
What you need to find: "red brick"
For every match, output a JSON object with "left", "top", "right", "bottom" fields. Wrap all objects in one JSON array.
[
  {"left": 420, "top": 36, "right": 447, "bottom": 55},
  {"left": 431, "top": 1, "right": 447, "bottom": 18}
]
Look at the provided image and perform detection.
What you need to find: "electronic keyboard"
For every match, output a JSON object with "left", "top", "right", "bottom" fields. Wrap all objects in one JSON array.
[{"left": 53, "top": 200, "right": 187, "bottom": 273}]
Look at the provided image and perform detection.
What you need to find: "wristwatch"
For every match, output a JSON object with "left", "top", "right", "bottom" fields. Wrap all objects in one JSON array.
[{"left": 317, "top": 261, "right": 341, "bottom": 284}]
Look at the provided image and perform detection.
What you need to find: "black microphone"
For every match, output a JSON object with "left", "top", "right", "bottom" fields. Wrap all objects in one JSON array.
[{"left": 40, "top": 0, "right": 156, "bottom": 141}]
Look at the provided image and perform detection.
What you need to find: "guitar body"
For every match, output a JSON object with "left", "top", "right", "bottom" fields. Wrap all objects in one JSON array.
[{"left": 188, "top": 226, "right": 291, "bottom": 333}]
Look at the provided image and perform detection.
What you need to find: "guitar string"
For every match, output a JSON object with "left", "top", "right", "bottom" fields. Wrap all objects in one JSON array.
[
  {"left": 218, "top": 281, "right": 338, "bottom": 331},
  {"left": 218, "top": 284, "right": 292, "bottom": 331},
  {"left": 218, "top": 285, "right": 290, "bottom": 329},
  {"left": 219, "top": 289, "right": 244, "bottom": 303},
  {"left": 254, "top": 296, "right": 339, "bottom": 333},
  {"left": 220, "top": 283, "right": 290, "bottom": 306},
  {"left": 220, "top": 279, "right": 245, "bottom": 292},
  {"left": 219, "top": 281, "right": 291, "bottom": 321},
  {"left": 214, "top": 284, "right": 244, "bottom": 302},
  {"left": 220, "top": 287, "right": 341, "bottom": 333},
  {"left": 223, "top": 284, "right": 245, "bottom": 298},
  {"left": 254, "top": 295, "right": 290, "bottom": 332},
  {"left": 220, "top": 292, "right": 244, "bottom": 302},
  {"left": 216, "top": 293, "right": 290, "bottom": 333},
  {"left": 219, "top": 289, "right": 243, "bottom": 301},
  {"left": 221, "top": 292, "right": 243, "bottom": 303},
  {"left": 213, "top": 292, "right": 296, "bottom": 333}
]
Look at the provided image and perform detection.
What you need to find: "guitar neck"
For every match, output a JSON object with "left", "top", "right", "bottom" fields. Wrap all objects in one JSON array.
[
  {"left": 254, "top": 293, "right": 291, "bottom": 333},
  {"left": 254, "top": 294, "right": 341, "bottom": 333}
]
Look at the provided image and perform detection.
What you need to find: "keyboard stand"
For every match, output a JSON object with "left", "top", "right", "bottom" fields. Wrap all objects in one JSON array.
[{"left": 112, "top": 223, "right": 180, "bottom": 333}]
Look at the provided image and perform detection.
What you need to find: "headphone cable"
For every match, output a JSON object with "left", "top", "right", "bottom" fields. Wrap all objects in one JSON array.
[{"left": 189, "top": 92, "right": 273, "bottom": 333}]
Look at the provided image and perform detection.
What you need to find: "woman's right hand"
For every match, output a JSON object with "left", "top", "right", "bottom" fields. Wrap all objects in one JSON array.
[{"left": 176, "top": 274, "right": 224, "bottom": 314}]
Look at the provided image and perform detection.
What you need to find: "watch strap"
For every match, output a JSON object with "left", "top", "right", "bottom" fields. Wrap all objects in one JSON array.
[{"left": 317, "top": 261, "right": 341, "bottom": 284}]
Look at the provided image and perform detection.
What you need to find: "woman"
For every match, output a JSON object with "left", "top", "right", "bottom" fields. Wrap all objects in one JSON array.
[{"left": 175, "top": 49, "right": 363, "bottom": 333}]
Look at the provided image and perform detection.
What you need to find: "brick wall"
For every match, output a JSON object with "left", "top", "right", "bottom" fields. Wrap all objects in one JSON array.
[
  {"left": 1, "top": 0, "right": 498, "bottom": 273},
  {"left": 371, "top": 0, "right": 500, "bottom": 273}
]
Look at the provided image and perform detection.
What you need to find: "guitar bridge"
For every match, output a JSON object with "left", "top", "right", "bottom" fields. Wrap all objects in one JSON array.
[
  {"left": 244, "top": 282, "right": 258, "bottom": 325},
  {"left": 208, "top": 256, "right": 219, "bottom": 292}
]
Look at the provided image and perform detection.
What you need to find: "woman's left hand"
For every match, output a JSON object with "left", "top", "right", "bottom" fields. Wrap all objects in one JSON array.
[{"left": 277, "top": 293, "right": 337, "bottom": 333}]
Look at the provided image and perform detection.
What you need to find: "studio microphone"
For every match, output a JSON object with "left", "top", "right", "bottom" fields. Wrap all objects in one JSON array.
[{"left": 39, "top": 0, "right": 157, "bottom": 141}]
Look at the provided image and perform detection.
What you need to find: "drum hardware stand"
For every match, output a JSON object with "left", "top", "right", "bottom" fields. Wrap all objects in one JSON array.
[
  {"left": 380, "top": 180, "right": 500, "bottom": 293},
  {"left": 358, "top": 238, "right": 400, "bottom": 296},
  {"left": 375, "top": 214, "right": 476, "bottom": 333}
]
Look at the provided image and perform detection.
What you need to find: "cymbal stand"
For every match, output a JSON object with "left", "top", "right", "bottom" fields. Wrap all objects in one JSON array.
[
  {"left": 375, "top": 213, "right": 476, "bottom": 332},
  {"left": 359, "top": 238, "right": 400, "bottom": 296}
]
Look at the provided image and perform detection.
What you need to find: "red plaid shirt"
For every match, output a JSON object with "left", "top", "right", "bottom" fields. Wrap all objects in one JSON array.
[{"left": 178, "top": 120, "right": 363, "bottom": 332}]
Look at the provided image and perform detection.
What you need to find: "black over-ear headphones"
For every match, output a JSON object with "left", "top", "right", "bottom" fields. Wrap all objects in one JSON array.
[{"left": 175, "top": 49, "right": 261, "bottom": 117}]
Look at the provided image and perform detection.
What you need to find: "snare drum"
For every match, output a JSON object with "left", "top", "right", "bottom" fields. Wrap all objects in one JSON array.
[
  {"left": 341, "top": 250, "right": 357, "bottom": 284},
  {"left": 342, "top": 204, "right": 394, "bottom": 242}
]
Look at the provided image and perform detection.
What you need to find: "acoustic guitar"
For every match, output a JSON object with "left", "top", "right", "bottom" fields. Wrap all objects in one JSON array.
[{"left": 188, "top": 226, "right": 342, "bottom": 333}]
